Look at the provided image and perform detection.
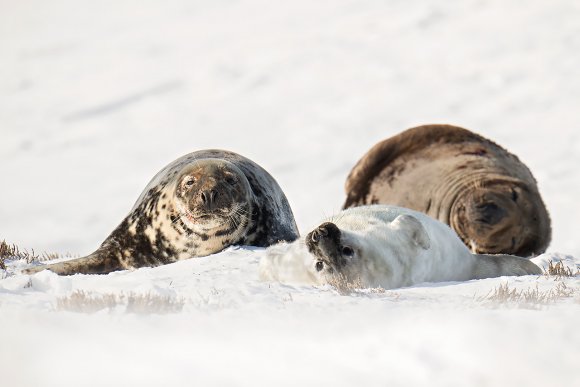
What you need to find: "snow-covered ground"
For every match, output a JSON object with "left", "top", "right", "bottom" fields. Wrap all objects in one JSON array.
[{"left": 1, "top": 1, "right": 580, "bottom": 386}]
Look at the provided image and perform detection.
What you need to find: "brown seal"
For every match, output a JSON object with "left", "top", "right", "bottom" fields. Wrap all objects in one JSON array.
[
  {"left": 24, "top": 149, "right": 299, "bottom": 275},
  {"left": 343, "top": 124, "right": 551, "bottom": 256}
]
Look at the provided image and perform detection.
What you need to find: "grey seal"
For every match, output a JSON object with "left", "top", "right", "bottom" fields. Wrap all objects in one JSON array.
[{"left": 24, "top": 149, "right": 298, "bottom": 275}]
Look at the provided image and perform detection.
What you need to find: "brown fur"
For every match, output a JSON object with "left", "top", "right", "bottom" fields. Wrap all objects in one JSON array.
[{"left": 343, "top": 124, "right": 551, "bottom": 256}]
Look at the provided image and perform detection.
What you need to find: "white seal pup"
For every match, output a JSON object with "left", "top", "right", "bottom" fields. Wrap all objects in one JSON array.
[
  {"left": 260, "top": 205, "right": 541, "bottom": 289},
  {"left": 24, "top": 149, "right": 299, "bottom": 275}
]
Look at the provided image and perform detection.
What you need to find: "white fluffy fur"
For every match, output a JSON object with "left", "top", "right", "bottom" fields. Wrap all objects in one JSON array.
[
  {"left": 259, "top": 241, "right": 323, "bottom": 285},
  {"left": 260, "top": 205, "right": 540, "bottom": 289}
]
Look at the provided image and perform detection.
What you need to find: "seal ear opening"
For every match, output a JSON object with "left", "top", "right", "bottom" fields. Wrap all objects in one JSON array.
[{"left": 391, "top": 214, "right": 431, "bottom": 250}]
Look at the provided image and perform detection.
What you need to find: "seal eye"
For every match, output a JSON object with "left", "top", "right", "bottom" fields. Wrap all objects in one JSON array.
[
  {"left": 225, "top": 176, "right": 237, "bottom": 186},
  {"left": 315, "top": 261, "right": 324, "bottom": 272},
  {"left": 342, "top": 246, "right": 354, "bottom": 257},
  {"left": 184, "top": 177, "right": 196, "bottom": 187}
]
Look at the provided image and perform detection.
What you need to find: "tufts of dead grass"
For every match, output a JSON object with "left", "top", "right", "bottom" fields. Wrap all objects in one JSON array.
[
  {"left": 0, "top": 243, "right": 6, "bottom": 271},
  {"left": 0, "top": 239, "right": 78, "bottom": 270},
  {"left": 1, "top": 240, "right": 37, "bottom": 265},
  {"left": 543, "top": 260, "right": 580, "bottom": 280},
  {"left": 56, "top": 290, "right": 185, "bottom": 314},
  {"left": 479, "top": 281, "right": 576, "bottom": 308},
  {"left": 328, "top": 274, "right": 386, "bottom": 296}
]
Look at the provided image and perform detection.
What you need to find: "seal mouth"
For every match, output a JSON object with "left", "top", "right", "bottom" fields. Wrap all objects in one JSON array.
[
  {"left": 183, "top": 209, "right": 231, "bottom": 224},
  {"left": 179, "top": 202, "right": 251, "bottom": 232},
  {"left": 189, "top": 208, "right": 231, "bottom": 219}
]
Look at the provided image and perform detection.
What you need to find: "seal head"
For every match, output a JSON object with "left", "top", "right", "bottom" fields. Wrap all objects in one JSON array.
[
  {"left": 451, "top": 179, "right": 550, "bottom": 256},
  {"left": 172, "top": 159, "right": 253, "bottom": 250},
  {"left": 305, "top": 212, "right": 431, "bottom": 286},
  {"left": 306, "top": 222, "right": 349, "bottom": 274},
  {"left": 305, "top": 222, "right": 362, "bottom": 284}
]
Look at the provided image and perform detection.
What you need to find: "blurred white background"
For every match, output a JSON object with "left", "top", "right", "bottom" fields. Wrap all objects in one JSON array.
[{"left": 1, "top": 0, "right": 579, "bottom": 255}]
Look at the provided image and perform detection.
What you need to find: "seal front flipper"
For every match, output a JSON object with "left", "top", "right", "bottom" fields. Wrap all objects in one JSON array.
[
  {"left": 390, "top": 214, "right": 431, "bottom": 250},
  {"left": 22, "top": 252, "right": 123, "bottom": 276}
]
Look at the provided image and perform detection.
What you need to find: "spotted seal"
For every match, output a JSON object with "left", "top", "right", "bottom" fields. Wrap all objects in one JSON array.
[
  {"left": 343, "top": 124, "right": 551, "bottom": 256},
  {"left": 260, "top": 205, "right": 542, "bottom": 289},
  {"left": 24, "top": 149, "right": 299, "bottom": 275}
]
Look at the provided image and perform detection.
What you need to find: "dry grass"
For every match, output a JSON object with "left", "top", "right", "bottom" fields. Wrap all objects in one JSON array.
[
  {"left": 328, "top": 274, "right": 386, "bottom": 296},
  {"left": 0, "top": 242, "right": 6, "bottom": 270},
  {"left": 0, "top": 240, "right": 78, "bottom": 269},
  {"left": 56, "top": 290, "right": 185, "bottom": 314},
  {"left": 543, "top": 260, "right": 580, "bottom": 279},
  {"left": 480, "top": 282, "right": 576, "bottom": 308},
  {"left": 1, "top": 240, "right": 39, "bottom": 265}
]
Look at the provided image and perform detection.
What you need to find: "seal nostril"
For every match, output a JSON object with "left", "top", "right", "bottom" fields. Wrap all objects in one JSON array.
[
  {"left": 476, "top": 202, "right": 506, "bottom": 225},
  {"left": 311, "top": 232, "right": 319, "bottom": 243},
  {"left": 201, "top": 190, "right": 217, "bottom": 206}
]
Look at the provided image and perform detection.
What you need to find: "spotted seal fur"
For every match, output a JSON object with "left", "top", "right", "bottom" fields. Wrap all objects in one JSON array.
[
  {"left": 24, "top": 149, "right": 299, "bottom": 275},
  {"left": 343, "top": 124, "right": 551, "bottom": 256}
]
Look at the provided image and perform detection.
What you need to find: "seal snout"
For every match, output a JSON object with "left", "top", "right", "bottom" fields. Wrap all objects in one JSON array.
[
  {"left": 306, "top": 222, "right": 343, "bottom": 264},
  {"left": 473, "top": 202, "right": 506, "bottom": 225},
  {"left": 200, "top": 189, "right": 218, "bottom": 211},
  {"left": 308, "top": 222, "right": 341, "bottom": 244}
]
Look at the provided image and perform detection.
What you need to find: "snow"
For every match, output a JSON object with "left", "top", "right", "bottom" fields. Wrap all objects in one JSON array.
[{"left": 1, "top": 0, "right": 580, "bottom": 386}]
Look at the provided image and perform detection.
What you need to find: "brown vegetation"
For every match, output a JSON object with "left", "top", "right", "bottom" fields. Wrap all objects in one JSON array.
[
  {"left": 480, "top": 281, "right": 576, "bottom": 308},
  {"left": 328, "top": 274, "right": 386, "bottom": 296},
  {"left": 543, "top": 260, "right": 580, "bottom": 279},
  {"left": 1, "top": 240, "right": 39, "bottom": 266},
  {"left": 56, "top": 290, "right": 185, "bottom": 314},
  {"left": 0, "top": 240, "right": 78, "bottom": 271}
]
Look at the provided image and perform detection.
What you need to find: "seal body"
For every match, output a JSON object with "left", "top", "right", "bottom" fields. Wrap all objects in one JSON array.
[
  {"left": 343, "top": 124, "right": 551, "bottom": 256},
  {"left": 25, "top": 150, "right": 299, "bottom": 275},
  {"left": 260, "top": 205, "right": 542, "bottom": 289}
]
